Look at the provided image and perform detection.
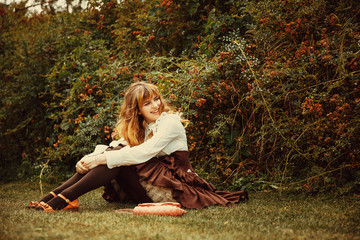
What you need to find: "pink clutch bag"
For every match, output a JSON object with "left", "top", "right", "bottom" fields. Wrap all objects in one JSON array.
[{"left": 114, "top": 202, "right": 187, "bottom": 216}]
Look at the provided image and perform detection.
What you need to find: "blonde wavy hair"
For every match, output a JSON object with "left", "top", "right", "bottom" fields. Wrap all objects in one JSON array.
[{"left": 114, "top": 82, "right": 172, "bottom": 146}]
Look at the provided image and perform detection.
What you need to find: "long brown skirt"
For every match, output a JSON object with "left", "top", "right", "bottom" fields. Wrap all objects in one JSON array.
[{"left": 103, "top": 150, "right": 248, "bottom": 209}]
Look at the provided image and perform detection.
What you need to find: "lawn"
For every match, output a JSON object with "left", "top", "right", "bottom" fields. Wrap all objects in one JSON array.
[{"left": 0, "top": 182, "right": 359, "bottom": 240}]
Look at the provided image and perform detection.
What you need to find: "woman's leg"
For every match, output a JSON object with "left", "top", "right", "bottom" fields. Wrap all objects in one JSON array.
[
  {"left": 114, "top": 166, "right": 152, "bottom": 203},
  {"left": 45, "top": 165, "right": 123, "bottom": 210},
  {"left": 39, "top": 173, "right": 85, "bottom": 203}
]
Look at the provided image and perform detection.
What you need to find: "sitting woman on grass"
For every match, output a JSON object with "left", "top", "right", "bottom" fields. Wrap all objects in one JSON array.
[{"left": 27, "top": 81, "right": 248, "bottom": 212}]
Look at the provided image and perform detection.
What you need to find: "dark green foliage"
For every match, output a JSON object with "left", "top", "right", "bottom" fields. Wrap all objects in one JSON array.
[{"left": 1, "top": 0, "right": 359, "bottom": 194}]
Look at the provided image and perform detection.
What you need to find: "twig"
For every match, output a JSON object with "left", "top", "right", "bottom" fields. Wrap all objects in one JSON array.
[
  {"left": 13, "top": 0, "right": 57, "bottom": 11},
  {"left": 288, "top": 163, "right": 360, "bottom": 186},
  {"left": 39, "top": 158, "right": 51, "bottom": 195}
]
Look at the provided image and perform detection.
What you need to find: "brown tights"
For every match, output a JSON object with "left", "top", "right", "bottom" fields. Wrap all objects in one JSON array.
[{"left": 41, "top": 165, "right": 151, "bottom": 210}]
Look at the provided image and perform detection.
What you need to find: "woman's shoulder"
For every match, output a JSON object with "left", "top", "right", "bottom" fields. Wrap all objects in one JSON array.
[
  {"left": 158, "top": 112, "right": 183, "bottom": 129},
  {"left": 160, "top": 112, "right": 182, "bottom": 123}
]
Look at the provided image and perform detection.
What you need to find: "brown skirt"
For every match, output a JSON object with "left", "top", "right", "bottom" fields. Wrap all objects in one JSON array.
[{"left": 103, "top": 150, "right": 248, "bottom": 209}]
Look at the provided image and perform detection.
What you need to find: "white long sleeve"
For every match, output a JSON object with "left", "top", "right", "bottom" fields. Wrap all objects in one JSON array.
[
  {"left": 87, "top": 139, "right": 128, "bottom": 157},
  {"left": 105, "top": 113, "right": 188, "bottom": 168}
]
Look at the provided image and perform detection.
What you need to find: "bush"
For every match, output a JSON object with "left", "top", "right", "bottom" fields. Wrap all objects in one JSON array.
[{"left": 1, "top": 0, "right": 359, "bottom": 194}]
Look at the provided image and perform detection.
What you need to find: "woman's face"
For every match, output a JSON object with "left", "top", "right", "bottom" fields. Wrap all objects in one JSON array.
[{"left": 139, "top": 95, "right": 162, "bottom": 124}]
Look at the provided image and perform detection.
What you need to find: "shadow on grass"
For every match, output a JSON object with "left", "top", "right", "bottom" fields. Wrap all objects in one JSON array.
[{"left": 1, "top": 182, "right": 359, "bottom": 240}]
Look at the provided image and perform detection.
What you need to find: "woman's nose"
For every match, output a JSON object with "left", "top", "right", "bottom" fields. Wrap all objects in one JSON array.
[{"left": 151, "top": 100, "right": 159, "bottom": 108}]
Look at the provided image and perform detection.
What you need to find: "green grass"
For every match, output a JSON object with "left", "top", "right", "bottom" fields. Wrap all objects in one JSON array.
[{"left": 1, "top": 182, "right": 359, "bottom": 240}]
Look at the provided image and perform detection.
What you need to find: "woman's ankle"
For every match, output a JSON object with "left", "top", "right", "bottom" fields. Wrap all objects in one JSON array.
[
  {"left": 46, "top": 196, "right": 68, "bottom": 210},
  {"left": 39, "top": 191, "right": 56, "bottom": 203}
]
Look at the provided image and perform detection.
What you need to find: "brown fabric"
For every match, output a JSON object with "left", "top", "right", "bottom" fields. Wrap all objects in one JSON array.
[
  {"left": 102, "top": 145, "right": 248, "bottom": 209},
  {"left": 134, "top": 151, "right": 248, "bottom": 209},
  {"left": 101, "top": 145, "right": 152, "bottom": 204},
  {"left": 113, "top": 166, "right": 153, "bottom": 203}
]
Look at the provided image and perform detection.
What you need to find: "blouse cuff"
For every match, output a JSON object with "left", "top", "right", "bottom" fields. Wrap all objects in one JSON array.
[
  {"left": 87, "top": 145, "right": 109, "bottom": 157},
  {"left": 104, "top": 145, "right": 131, "bottom": 169}
]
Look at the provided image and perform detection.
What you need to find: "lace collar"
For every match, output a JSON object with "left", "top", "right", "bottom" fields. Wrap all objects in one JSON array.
[{"left": 145, "top": 112, "right": 167, "bottom": 134}]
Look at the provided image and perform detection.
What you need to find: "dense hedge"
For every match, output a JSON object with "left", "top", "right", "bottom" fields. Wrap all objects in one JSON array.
[{"left": 1, "top": 0, "right": 359, "bottom": 194}]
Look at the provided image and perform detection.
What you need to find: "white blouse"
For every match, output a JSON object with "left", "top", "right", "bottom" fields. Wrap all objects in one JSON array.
[{"left": 88, "top": 112, "right": 188, "bottom": 169}]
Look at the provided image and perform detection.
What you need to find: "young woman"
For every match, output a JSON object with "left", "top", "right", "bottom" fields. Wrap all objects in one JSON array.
[{"left": 27, "top": 82, "right": 248, "bottom": 212}]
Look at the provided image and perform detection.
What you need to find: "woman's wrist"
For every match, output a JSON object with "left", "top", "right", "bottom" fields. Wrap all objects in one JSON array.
[{"left": 95, "top": 154, "right": 107, "bottom": 166}]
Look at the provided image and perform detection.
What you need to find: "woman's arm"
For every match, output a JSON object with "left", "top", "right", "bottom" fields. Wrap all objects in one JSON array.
[
  {"left": 105, "top": 114, "right": 185, "bottom": 168},
  {"left": 80, "top": 138, "right": 127, "bottom": 171},
  {"left": 81, "top": 114, "right": 185, "bottom": 170}
]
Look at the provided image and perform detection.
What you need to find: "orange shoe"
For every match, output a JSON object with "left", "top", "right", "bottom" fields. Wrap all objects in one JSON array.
[
  {"left": 36, "top": 194, "right": 78, "bottom": 212},
  {"left": 26, "top": 192, "right": 57, "bottom": 209},
  {"left": 26, "top": 201, "right": 41, "bottom": 209},
  {"left": 36, "top": 201, "right": 55, "bottom": 212},
  {"left": 59, "top": 194, "right": 79, "bottom": 211}
]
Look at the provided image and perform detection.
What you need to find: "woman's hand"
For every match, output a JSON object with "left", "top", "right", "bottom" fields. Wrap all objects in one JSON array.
[
  {"left": 80, "top": 155, "right": 97, "bottom": 170},
  {"left": 76, "top": 159, "right": 89, "bottom": 174},
  {"left": 80, "top": 154, "right": 107, "bottom": 170}
]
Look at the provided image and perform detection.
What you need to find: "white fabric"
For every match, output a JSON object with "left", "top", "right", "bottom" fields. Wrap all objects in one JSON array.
[
  {"left": 93, "top": 112, "right": 188, "bottom": 168},
  {"left": 86, "top": 139, "right": 127, "bottom": 157},
  {"left": 139, "top": 180, "right": 176, "bottom": 203},
  {"left": 109, "top": 138, "right": 128, "bottom": 147},
  {"left": 87, "top": 144, "right": 108, "bottom": 157}
]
